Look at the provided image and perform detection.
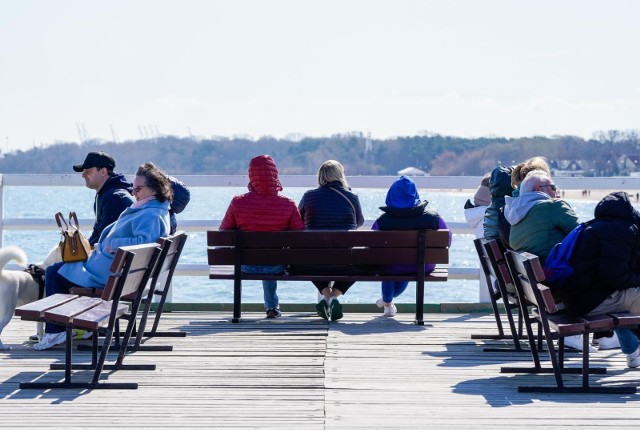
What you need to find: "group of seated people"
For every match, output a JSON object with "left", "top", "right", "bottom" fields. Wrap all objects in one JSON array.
[
  {"left": 35, "top": 159, "right": 176, "bottom": 350},
  {"left": 466, "top": 156, "right": 640, "bottom": 369},
  {"left": 219, "top": 155, "right": 451, "bottom": 322}
]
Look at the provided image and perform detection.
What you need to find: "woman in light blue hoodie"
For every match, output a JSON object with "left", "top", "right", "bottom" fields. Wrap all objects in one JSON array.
[{"left": 35, "top": 162, "right": 172, "bottom": 350}]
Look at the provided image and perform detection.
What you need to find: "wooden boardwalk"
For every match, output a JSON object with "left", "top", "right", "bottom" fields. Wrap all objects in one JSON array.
[{"left": 1, "top": 311, "right": 640, "bottom": 429}]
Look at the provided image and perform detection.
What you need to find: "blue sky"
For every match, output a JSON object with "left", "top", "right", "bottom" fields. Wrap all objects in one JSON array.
[{"left": 1, "top": 0, "right": 639, "bottom": 151}]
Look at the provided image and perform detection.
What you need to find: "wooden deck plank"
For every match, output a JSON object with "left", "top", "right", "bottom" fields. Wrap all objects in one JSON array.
[{"left": 0, "top": 311, "right": 639, "bottom": 429}]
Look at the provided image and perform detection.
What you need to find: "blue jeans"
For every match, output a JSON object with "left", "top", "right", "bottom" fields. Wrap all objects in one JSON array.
[
  {"left": 44, "top": 261, "right": 84, "bottom": 334},
  {"left": 241, "top": 265, "right": 286, "bottom": 310},
  {"left": 381, "top": 281, "right": 409, "bottom": 303}
]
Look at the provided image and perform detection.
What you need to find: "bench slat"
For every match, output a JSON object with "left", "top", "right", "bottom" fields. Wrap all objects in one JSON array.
[
  {"left": 43, "top": 296, "right": 105, "bottom": 325},
  {"left": 208, "top": 247, "right": 449, "bottom": 266},
  {"left": 208, "top": 229, "right": 450, "bottom": 248},
  {"left": 73, "top": 301, "right": 129, "bottom": 331},
  {"left": 15, "top": 294, "right": 78, "bottom": 321},
  {"left": 209, "top": 266, "right": 448, "bottom": 281}
]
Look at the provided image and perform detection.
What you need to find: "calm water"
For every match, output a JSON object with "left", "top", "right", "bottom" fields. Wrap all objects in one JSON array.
[{"left": 2, "top": 186, "right": 605, "bottom": 305}]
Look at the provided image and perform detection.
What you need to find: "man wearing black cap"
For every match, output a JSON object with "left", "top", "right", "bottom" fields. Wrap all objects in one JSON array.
[{"left": 73, "top": 152, "right": 135, "bottom": 245}]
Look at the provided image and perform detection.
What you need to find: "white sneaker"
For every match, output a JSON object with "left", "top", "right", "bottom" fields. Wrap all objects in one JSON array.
[
  {"left": 563, "top": 334, "right": 597, "bottom": 353},
  {"left": 627, "top": 347, "right": 640, "bottom": 368},
  {"left": 594, "top": 333, "right": 621, "bottom": 350},
  {"left": 375, "top": 298, "right": 385, "bottom": 308},
  {"left": 383, "top": 304, "right": 397, "bottom": 317},
  {"left": 33, "top": 332, "right": 67, "bottom": 350}
]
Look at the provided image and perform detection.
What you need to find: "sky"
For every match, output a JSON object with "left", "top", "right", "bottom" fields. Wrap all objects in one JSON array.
[{"left": 1, "top": 0, "right": 639, "bottom": 152}]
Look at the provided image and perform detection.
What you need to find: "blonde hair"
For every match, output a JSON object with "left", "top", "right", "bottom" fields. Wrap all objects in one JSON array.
[
  {"left": 512, "top": 156, "right": 551, "bottom": 188},
  {"left": 317, "top": 160, "right": 349, "bottom": 188}
]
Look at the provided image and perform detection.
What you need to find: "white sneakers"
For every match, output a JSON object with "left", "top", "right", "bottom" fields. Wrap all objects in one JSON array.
[
  {"left": 627, "top": 347, "right": 640, "bottom": 368},
  {"left": 33, "top": 332, "right": 66, "bottom": 350},
  {"left": 563, "top": 334, "right": 597, "bottom": 353},
  {"left": 593, "top": 333, "right": 621, "bottom": 350},
  {"left": 384, "top": 304, "right": 397, "bottom": 317},
  {"left": 377, "top": 298, "right": 397, "bottom": 317}
]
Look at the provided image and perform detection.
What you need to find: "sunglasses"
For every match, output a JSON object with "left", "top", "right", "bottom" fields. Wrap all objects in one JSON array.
[
  {"left": 540, "top": 184, "right": 557, "bottom": 192},
  {"left": 133, "top": 185, "right": 148, "bottom": 193}
]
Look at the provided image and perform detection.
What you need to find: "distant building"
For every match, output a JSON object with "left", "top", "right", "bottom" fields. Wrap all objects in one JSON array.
[
  {"left": 618, "top": 154, "right": 640, "bottom": 175},
  {"left": 397, "top": 166, "right": 429, "bottom": 176},
  {"left": 549, "top": 159, "right": 585, "bottom": 177}
]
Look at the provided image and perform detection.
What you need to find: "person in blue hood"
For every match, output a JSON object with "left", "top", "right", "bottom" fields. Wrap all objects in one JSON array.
[{"left": 371, "top": 176, "right": 450, "bottom": 317}]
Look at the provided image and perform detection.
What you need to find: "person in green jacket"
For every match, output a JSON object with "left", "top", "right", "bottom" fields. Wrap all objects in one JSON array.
[{"left": 503, "top": 170, "right": 579, "bottom": 265}]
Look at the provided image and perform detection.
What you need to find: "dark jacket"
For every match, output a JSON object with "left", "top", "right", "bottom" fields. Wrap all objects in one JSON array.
[
  {"left": 89, "top": 173, "right": 135, "bottom": 245},
  {"left": 483, "top": 165, "right": 514, "bottom": 240},
  {"left": 563, "top": 191, "right": 640, "bottom": 316},
  {"left": 298, "top": 181, "right": 364, "bottom": 230},
  {"left": 371, "top": 176, "right": 450, "bottom": 274},
  {"left": 372, "top": 201, "right": 449, "bottom": 274}
]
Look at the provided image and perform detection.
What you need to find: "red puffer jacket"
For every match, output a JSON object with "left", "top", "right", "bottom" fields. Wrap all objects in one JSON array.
[{"left": 219, "top": 155, "right": 304, "bottom": 232}]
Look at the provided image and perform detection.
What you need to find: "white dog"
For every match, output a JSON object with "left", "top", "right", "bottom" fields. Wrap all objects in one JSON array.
[{"left": 0, "top": 245, "right": 61, "bottom": 350}]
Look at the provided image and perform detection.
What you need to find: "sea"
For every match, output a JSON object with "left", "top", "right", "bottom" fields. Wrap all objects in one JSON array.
[{"left": 1, "top": 186, "right": 610, "bottom": 305}]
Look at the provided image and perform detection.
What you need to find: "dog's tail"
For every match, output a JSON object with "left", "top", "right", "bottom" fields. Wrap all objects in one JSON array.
[{"left": 0, "top": 246, "right": 28, "bottom": 272}]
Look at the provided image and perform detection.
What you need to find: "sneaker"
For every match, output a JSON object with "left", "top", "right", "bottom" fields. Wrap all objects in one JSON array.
[
  {"left": 316, "top": 299, "right": 329, "bottom": 320},
  {"left": 33, "top": 332, "right": 67, "bottom": 350},
  {"left": 384, "top": 304, "right": 397, "bottom": 317},
  {"left": 266, "top": 308, "right": 282, "bottom": 319},
  {"left": 28, "top": 334, "right": 40, "bottom": 343},
  {"left": 72, "top": 329, "right": 92, "bottom": 340},
  {"left": 594, "top": 333, "right": 620, "bottom": 350},
  {"left": 564, "top": 334, "right": 597, "bottom": 353},
  {"left": 627, "top": 347, "right": 640, "bottom": 368},
  {"left": 375, "top": 298, "right": 385, "bottom": 308},
  {"left": 329, "top": 299, "right": 343, "bottom": 321}
]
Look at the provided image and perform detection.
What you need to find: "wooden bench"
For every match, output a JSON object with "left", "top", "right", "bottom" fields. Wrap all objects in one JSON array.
[
  {"left": 15, "top": 243, "right": 161, "bottom": 390},
  {"left": 207, "top": 229, "right": 450, "bottom": 325},
  {"left": 504, "top": 250, "right": 639, "bottom": 394},
  {"left": 74, "top": 232, "right": 188, "bottom": 354}
]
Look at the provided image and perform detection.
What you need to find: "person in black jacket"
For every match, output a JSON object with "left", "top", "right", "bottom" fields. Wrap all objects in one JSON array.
[
  {"left": 297, "top": 160, "right": 364, "bottom": 321},
  {"left": 72, "top": 152, "right": 135, "bottom": 246},
  {"left": 372, "top": 176, "right": 450, "bottom": 317},
  {"left": 563, "top": 191, "right": 640, "bottom": 367}
]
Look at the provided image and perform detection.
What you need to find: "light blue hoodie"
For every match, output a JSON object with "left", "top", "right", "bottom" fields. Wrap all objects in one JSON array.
[
  {"left": 503, "top": 192, "right": 550, "bottom": 225},
  {"left": 59, "top": 199, "right": 170, "bottom": 288}
]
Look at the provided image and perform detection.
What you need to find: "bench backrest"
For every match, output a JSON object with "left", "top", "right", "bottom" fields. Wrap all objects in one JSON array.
[
  {"left": 102, "top": 243, "right": 162, "bottom": 302},
  {"left": 207, "top": 229, "right": 450, "bottom": 266},
  {"left": 481, "top": 238, "right": 516, "bottom": 296},
  {"left": 504, "top": 250, "right": 558, "bottom": 314},
  {"left": 151, "top": 231, "right": 188, "bottom": 294},
  {"left": 473, "top": 238, "right": 500, "bottom": 298}
]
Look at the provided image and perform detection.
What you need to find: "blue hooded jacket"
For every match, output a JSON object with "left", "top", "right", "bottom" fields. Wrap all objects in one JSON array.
[{"left": 372, "top": 176, "right": 450, "bottom": 273}]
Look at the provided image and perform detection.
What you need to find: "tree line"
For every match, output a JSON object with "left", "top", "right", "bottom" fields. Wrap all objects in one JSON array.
[{"left": 1, "top": 129, "right": 639, "bottom": 176}]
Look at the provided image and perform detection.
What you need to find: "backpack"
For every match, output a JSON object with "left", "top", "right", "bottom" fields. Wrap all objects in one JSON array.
[{"left": 543, "top": 222, "right": 588, "bottom": 290}]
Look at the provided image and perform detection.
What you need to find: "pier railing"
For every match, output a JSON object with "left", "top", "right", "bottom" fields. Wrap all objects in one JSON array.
[{"left": 1, "top": 174, "right": 638, "bottom": 303}]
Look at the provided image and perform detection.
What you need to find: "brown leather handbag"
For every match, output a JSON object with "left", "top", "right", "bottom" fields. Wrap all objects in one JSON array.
[{"left": 56, "top": 211, "right": 92, "bottom": 262}]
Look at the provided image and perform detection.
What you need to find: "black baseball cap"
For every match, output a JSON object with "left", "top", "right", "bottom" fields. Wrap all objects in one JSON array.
[{"left": 72, "top": 152, "right": 116, "bottom": 172}]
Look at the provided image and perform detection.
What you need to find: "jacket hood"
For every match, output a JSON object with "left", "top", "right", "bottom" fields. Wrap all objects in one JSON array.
[
  {"left": 489, "top": 165, "right": 515, "bottom": 198},
  {"left": 503, "top": 192, "right": 549, "bottom": 225},
  {"left": 385, "top": 176, "right": 421, "bottom": 209},
  {"left": 248, "top": 155, "right": 283, "bottom": 195},
  {"left": 99, "top": 173, "right": 132, "bottom": 195},
  {"left": 594, "top": 191, "right": 635, "bottom": 222}
]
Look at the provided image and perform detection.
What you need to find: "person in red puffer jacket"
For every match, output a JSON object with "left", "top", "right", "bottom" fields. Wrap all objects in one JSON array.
[{"left": 219, "top": 155, "right": 304, "bottom": 318}]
